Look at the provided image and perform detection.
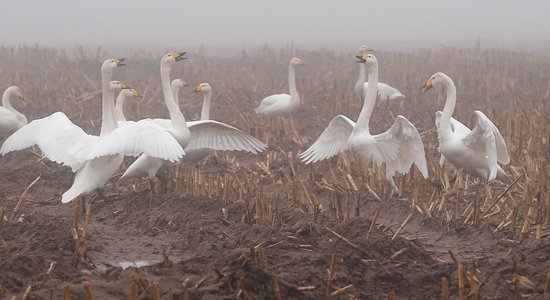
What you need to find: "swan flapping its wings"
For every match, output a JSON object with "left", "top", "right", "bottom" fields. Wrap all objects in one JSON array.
[
  {"left": 301, "top": 53, "right": 427, "bottom": 194},
  {"left": 422, "top": 72, "right": 510, "bottom": 181}
]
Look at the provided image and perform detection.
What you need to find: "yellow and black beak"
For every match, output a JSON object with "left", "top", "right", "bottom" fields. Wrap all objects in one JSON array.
[
  {"left": 131, "top": 89, "right": 142, "bottom": 98},
  {"left": 114, "top": 57, "right": 126, "bottom": 67},
  {"left": 174, "top": 52, "right": 187, "bottom": 61},
  {"left": 120, "top": 81, "right": 130, "bottom": 89},
  {"left": 356, "top": 54, "right": 368, "bottom": 63},
  {"left": 421, "top": 79, "right": 433, "bottom": 93},
  {"left": 193, "top": 84, "right": 203, "bottom": 92},
  {"left": 17, "top": 92, "right": 27, "bottom": 102}
]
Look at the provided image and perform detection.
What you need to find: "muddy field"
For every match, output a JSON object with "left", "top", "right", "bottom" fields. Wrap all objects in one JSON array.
[{"left": 1, "top": 45, "right": 550, "bottom": 299}]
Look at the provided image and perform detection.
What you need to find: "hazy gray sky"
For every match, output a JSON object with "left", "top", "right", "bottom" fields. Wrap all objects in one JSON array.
[{"left": 1, "top": 0, "right": 549, "bottom": 51}]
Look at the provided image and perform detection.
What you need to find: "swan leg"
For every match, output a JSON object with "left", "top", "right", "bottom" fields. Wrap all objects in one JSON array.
[
  {"left": 157, "top": 174, "right": 169, "bottom": 193},
  {"left": 388, "top": 176, "right": 400, "bottom": 197}
]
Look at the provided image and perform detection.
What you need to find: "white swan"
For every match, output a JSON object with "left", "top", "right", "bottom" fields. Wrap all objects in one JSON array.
[
  {"left": 114, "top": 87, "right": 141, "bottom": 122},
  {"left": 300, "top": 53, "right": 428, "bottom": 194},
  {"left": 121, "top": 81, "right": 268, "bottom": 188},
  {"left": 354, "top": 48, "right": 405, "bottom": 105},
  {"left": 0, "top": 86, "right": 28, "bottom": 139},
  {"left": 171, "top": 78, "right": 187, "bottom": 106},
  {"left": 422, "top": 72, "right": 510, "bottom": 181},
  {"left": 255, "top": 57, "right": 304, "bottom": 116}
]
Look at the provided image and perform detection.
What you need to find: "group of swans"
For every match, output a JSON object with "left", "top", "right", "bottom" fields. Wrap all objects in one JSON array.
[
  {"left": 1, "top": 52, "right": 267, "bottom": 203},
  {"left": 301, "top": 51, "right": 510, "bottom": 192},
  {"left": 0, "top": 48, "right": 511, "bottom": 204}
]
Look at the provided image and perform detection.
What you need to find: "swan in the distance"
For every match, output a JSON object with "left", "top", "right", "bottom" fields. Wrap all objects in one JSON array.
[
  {"left": 0, "top": 86, "right": 28, "bottom": 139},
  {"left": 422, "top": 72, "right": 510, "bottom": 181},
  {"left": 255, "top": 57, "right": 304, "bottom": 116},
  {"left": 354, "top": 46, "right": 405, "bottom": 105},
  {"left": 300, "top": 53, "right": 428, "bottom": 194},
  {"left": 121, "top": 80, "right": 268, "bottom": 192}
]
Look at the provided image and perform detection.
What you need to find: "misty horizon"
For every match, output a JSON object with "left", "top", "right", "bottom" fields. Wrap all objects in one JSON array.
[{"left": 1, "top": 0, "right": 550, "bottom": 54}]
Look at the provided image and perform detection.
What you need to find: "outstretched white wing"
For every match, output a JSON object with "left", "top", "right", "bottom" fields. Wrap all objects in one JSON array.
[
  {"left": 186, "top": 120, "right": 267, "bottom": 153},
  {"left": 299, "top": 115, "right": 355, "bottom": 164},
  {"left": 90, "top": 119, "right": 185, "bottom": 162},
  {"left": 462, "top": 111, "right": 510, "bottom": 181},
  {"left": 0, "top": 112, "right": 98, "bottom": 171},
  {"left": 373, "top": 115, "right": 428, "bottom": 178}
]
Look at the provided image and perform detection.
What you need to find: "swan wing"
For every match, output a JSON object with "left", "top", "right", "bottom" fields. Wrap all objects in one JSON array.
[
  {"left": 90, "top": 119, "right": 185, "bottom": 162},
  {"left": 186, "top": 120, "right": 267, "bottom": 153},
  {"left": 299, "top": 115, "right": 355, "bottom": 164},
  {"left": 373, "top": 115, "right": 428, "bottom": 178},
  {"left": 435, "top": 111, "right": 471, "bottom": 135},
  {"left": 462, "top": 111, "right": 509, "bottom": 180},
  {"left": 0, "top": 112, "right": 98, "bottom": 171}
]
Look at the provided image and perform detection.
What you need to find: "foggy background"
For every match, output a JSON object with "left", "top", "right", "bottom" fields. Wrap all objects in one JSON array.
[{"left": 1, "top": 0, "right": 549, "bottom": 54}]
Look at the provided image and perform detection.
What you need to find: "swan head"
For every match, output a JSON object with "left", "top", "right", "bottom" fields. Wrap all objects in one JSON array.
[
  {"left": 171, "top": 79, "right": 188, "bottom": 89},
  {"left": 193, "top": 83, "right": 211, "bottom": 93},
  {"left": 162, "top": 52, "right": 187, "bottom": 67},
  {"left": 119, "top": 88, "right": 142, "bottom": 98},
  {"left": 101, "top": 58, "right": 125, "bottom": 72},
  {"left": 290, "top": 57, "right": 305, "bottom": 66},
  {"left": 109, "top": 80, "right": 129, "bottom": 93},
  {"left": 356, "top": 53, "right": 378, "bottom": 69},
  {"left": 359, "top": 45, "right": 375, "bottom": 54},
  {"left": 421, "top": 72, "right": 451, "bottom": 93},
  {"left": 4, "top": 86, "right": 25, "bottom": 101}
]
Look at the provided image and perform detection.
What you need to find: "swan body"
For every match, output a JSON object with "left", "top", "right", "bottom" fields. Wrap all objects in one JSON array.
[
  {"left": 122, "top": 82, "right": 267, "bottom": 181},
  {"left": 354, "top": 58, "right": 405, "bottom": 104},
  {"left": 301, "top": 53, "right": 428, "bottom": 193},
  {"left": 0, "top": 86, "right": 28, "bottom": 138},
  {"left": 422, "top": 72, "right": 510, "bottom": 181},
  {"left": 255, "top": 57, "right": 304, "bottom": 116}
]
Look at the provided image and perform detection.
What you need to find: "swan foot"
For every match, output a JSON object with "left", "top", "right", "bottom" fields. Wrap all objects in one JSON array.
[{"left": 157, "top": 174, "right": 169, "bottom": 193}]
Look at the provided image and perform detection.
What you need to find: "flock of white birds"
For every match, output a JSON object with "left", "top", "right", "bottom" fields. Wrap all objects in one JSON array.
[{"left": 0, "top": 46, "right": 511, "bottom": 205}]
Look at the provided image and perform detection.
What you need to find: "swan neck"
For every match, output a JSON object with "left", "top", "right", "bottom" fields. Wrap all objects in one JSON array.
[
  {"left": 161, "top": 65, "right": 187, "bottom": 127},
  {"left": 354, "top": 63, "right": 366, "bottom": 98},
  {"left": 100, "top": 68, "right": 116, "bottom": 136},
  {"left": 289, "top": 64, "right": 299, "bottom": 102},
  {"left": 439, "top": 77, "right": 457, "bottom": 133},
  {"left": 354, "top": 64, "right": 378, "bottom": 132},
  {"left": 114, "top": 93, "right": 126, "bottom": 122},
  {"left": 171, "top": 84, "right": 181, "bottom": 107},
  {"left": 2, "top": 90, "right": 14, "bottom": 110},
  {"left": 200, "top": 89, "right": 211, "bottom": 120}
]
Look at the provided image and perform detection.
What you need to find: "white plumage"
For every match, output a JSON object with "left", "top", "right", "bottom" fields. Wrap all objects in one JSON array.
[
  {"left": 121, "top": 81, "right": 267, "bottom": 182},
  {"left": 422, "top": 72, "right": 510, "bottom": 181},
  {"left": 255, "top": 57, "right": 304, "bottom": 116},
  {"left": 301, "top": 53, "right": 428, "bottom": 194},
  {"left": 0, "top": 86, "right": 28, "bottom": 139}
]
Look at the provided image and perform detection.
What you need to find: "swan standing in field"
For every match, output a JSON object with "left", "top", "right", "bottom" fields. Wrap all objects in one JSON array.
[
  {"left": 121, "top": 80, "right": 267, "bottom": 193},
  {"left": 255, "top": 57, "right": 305, "bottom": 116},
  {"left": 301, "top": 53, "right": 428, "bottom": 194},
  {"left": 0, "top": 86, "right": 28, "bottom": 139},
  {"left": 354, "top": 46, "right": 405, "bottom": 106},
  {"left": 422, "top": 72, "right": 510, "bottom": 181}
]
